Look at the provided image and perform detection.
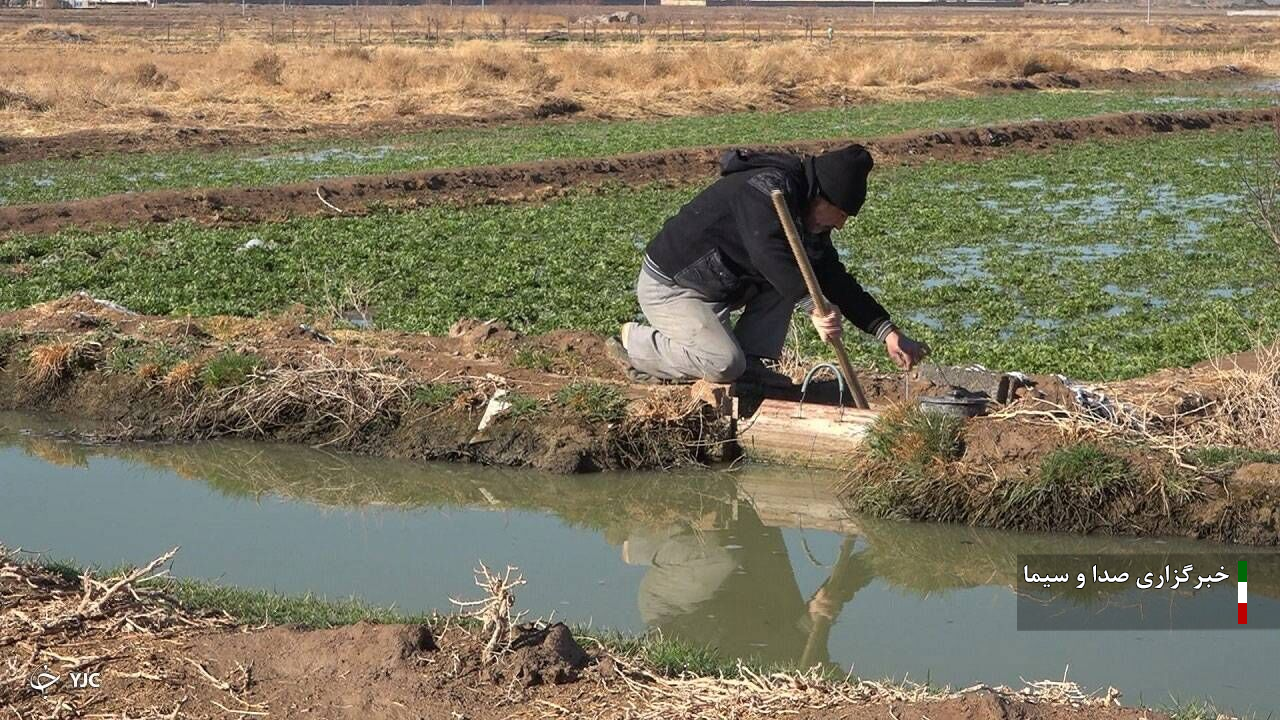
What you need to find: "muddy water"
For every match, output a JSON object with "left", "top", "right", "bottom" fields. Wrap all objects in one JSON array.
[{"left": 1, "top": 412, "right": 1275, "bottom": 715}]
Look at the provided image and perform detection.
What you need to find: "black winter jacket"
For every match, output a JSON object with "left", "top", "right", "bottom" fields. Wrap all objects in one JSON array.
[{"left": 642, "top": 150, "right": 894, "bottom": 339}]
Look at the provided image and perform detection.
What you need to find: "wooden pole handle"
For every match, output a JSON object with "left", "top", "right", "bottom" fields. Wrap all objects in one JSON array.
[{"left": 769, "top": 190, "right": 870, "bottom": 410}]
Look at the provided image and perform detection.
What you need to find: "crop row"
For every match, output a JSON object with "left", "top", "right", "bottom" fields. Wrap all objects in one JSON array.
[
  {"left": 0, "top": 83, "right": 1274, "bottom": 206},
  {"left": 2, "top": 127, "right": 1277, "bottom": 380}
]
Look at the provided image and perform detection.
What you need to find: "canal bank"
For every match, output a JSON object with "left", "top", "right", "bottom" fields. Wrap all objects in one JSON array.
[{"left": 2, "top": 413, "right": 1277, "bottom": 716}]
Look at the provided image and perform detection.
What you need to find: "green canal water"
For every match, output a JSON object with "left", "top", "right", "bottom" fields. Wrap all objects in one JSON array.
[{"left": 1, "top": 411, "right": 1275, "bottom": 715}]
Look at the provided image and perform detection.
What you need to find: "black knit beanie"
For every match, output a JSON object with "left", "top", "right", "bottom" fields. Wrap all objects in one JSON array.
[{"left": 812, "top": 144, "right": 874, "bottom": 216}]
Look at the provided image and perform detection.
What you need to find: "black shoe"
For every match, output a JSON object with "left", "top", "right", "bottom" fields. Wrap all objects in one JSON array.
[
  {"left": 740, "top": 356, "right": 796, "bottom": 389},
  {"left": 605, "top": 336, "right": 670, "bottom": 385}
]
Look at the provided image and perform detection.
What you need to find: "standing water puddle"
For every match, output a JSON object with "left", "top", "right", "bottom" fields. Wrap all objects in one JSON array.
[{"left": 0, "top": 411, "right": 1275, "bottom": 715}]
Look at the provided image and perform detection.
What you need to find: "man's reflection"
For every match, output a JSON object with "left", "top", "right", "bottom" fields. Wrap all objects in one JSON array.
[{"left": 622, "top": 502, "right": 872, "bottom": 668}]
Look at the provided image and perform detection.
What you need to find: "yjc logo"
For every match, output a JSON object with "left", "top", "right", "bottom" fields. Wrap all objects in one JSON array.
[
  {"left": 28, "top": 667, "right": 58, "bottom": 694},
  {"left": 69, "top": 672, "right": 102, "bottom": 689},
  {"left": 29, "top": 667, "right": 101, "bottom": 693}
]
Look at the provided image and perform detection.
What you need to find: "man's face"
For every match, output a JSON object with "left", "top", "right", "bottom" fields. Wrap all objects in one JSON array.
[{"left": 804, "top": 196, "right": 849, "bottom": 234}]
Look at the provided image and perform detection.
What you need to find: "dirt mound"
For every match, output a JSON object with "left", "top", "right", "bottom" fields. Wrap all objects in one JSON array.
[
  {"left": 181, "top": 620, "right": 600, "bottom": 719},
  {"left": 24, "top": 26, "right": 94, "bottom": 43},
  {"left": 196, "top": 622, "right": 436, "bottom": 681},
  {"left": 450, "top": 316, "right": 521, "bottom": 348},
  {"left": 961, "top": 417, "right": 1071, "bottom": 480},
  {"left": 978, "top": 64, "right": 1247, "bottom": 91},
  {"left": 3, "top": 107, "right": 1276, "bottom": 237},
  {"left": 499, "top": 622, "right": 589, "bottom": 686}
]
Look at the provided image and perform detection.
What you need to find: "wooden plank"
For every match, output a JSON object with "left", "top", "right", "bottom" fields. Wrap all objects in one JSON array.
[
  {"left": 734, "top": 468, "right": 863, "bottom": 534},
  {"left": 738, "top": 398, "right": 880, "bottom": 470}
]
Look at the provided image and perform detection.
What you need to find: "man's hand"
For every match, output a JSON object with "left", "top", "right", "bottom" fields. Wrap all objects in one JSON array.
[
  {"left": 810, "top": 306, "right": 843, "bottom": 343},
  {"left": 885, "top": 329, "right": 929, "bottom": 370}
]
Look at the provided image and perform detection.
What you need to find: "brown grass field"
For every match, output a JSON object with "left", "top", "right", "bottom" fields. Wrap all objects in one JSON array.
[{"left": 0, "top": 4, "right": 1278, "bottom": 137}]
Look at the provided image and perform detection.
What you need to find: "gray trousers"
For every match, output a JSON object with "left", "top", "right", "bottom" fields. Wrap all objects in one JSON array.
[{"left": 625, "top": 269, "right": 793, "bottom": 383}]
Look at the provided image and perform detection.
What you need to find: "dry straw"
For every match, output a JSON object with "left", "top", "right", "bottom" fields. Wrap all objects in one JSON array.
[
  {"left": 992, "top": 341, "right": 1280, "bottom": 465},
  {"left": 609, "top": 654, "right": 1122, "bottom": 720},
  {"left": 171, "top": 352, "right": 411, "bottom": 447}
]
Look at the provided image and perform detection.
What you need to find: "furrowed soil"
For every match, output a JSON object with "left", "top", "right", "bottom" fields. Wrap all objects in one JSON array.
[
  {"left": 0, "top": 66, "right": 1249, "bottom": 165},
  {"left": 0, "top": 554, "right": 1163, "bottom": 720},
  {"left": 4, "top": 107, "right": 1276, "bottom": 237}
]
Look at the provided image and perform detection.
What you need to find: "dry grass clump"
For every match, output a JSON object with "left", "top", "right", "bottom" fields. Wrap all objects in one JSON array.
[
  {"left": 967, "top": 45, "right": 1075, "bottom": 77},
  {"left": 330, "top": 44, "right": 375, "bottom": 63},
  {"left": 25, "top": 340, "right": 96, "bottom": 388},
  {"left": 173, "top": 353, "right": 411, "bottom": 447},
  {"left": 1183, "top": 344, "right": 1280, "bottom": 451},
  {"left": 0, "top": 88, "right": 49, "bottom": 112},
  {"left": 248, "top": 50, "right": 287, "bottom": 86},
  {"left": 162, "top": 360, "right": 201, "bottom": 394},
  {"left": 136, "top": 361, "right": 163, "bottom": 381},
  {"left": 1001, "top": 341, "right": 1280, "bottom": 461},
  {"left": 3, "top": 7, "right": 1278, "bottom": 137},
  {"left": 131, "top": 61, "right": 177, "bottom": 91}
]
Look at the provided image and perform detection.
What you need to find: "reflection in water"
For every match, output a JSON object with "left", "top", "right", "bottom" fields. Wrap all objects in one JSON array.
[
  {"left": 624, "top": 510, "right": 872, "bottom": 669},
  {"left": 1, "top": 411, "right": 1277, "bottom": 713}
]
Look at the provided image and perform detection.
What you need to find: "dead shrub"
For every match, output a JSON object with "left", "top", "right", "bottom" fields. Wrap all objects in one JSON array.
[
  {"left": 1240, "top": 121, "right": 1280, "bottom": 257},
  {"left": 248, "top": 51, "right": 286, "bottom": 86},
  {"left": 132, "top": 62, "right": 177, "bottom": 91},
  {"left": 0, "top": 88, "right": 50, "bottom": 112},
  {"left": 531, "top": 96, "right": 582, "bottom": 119},
  {"left": 331, "top": 44, "right": 374, "bottom": 63},
  {"left": 1019, "top": 50, "right": 1074, "bottom": 77},
  {"left": 966, "top": 46, "right": 1013, "bottom": 75}
]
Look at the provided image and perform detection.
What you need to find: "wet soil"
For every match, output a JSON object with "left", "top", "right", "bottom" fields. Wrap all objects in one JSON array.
[
  {"left": 0, "top": 65, "right": 1251, "bottom": 166},
  {"left": 0, "top": 555, "right": 1164, "bottom": 720},
  {"left": 3, "top": 107, "right": 1275, "bottom": 237},
  {"left": 158, "top": 623, "right": 1165, "bottom": 720},
  {"left": 0, "top": 294, "right": 740, "bottom": 473}
]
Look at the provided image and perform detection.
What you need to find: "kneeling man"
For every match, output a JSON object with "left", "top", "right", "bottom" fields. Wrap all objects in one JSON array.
[{"left": 612, "top": 144, "right": 927, "bottom": 386}]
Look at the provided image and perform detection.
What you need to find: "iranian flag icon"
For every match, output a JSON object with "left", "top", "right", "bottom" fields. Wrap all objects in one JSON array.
[{"left": 1238, "top": 560, "right": 1248, "bottom": 625}]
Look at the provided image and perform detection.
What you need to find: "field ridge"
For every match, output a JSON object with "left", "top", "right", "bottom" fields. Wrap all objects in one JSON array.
[{"left": 3, "top": 106, "right": 1276, "bottom": 237}]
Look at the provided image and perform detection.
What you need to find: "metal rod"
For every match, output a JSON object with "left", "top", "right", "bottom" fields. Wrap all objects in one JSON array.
[{"left": 769, "top": 190, "right": 870, "bottom": 410}]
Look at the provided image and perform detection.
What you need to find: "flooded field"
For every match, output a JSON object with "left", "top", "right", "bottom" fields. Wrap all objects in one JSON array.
[{"left": 2, "top": 412, "right": 1276, "bottom": 716}]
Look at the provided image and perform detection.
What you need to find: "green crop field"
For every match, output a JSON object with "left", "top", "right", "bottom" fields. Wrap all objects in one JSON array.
[
  {"left": 0, "top": 84, "right": 1272, "bottom": 206},
  {"left": 3, "top": 126, "right": 1277, "bottom": 380}
]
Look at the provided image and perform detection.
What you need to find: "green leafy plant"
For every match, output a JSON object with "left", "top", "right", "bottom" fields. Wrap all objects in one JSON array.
[
  {"left": 503, "top": 391, "right": 546, "bottom": 420},
  {"left": 200, "top": 351, "right": 263, "bottom": 389},
  {"left": 411, "top": 382, "right": 463, "bottom": 409},
  {"left": 554, "top": 381, "right": 627, "bottom": 423},
  {"left": 513, "top": 347, "right": 556, "bottom": 372}
]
